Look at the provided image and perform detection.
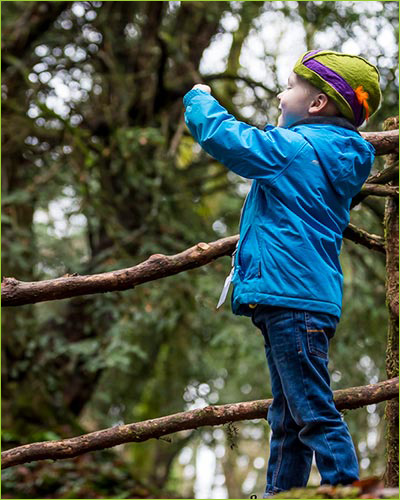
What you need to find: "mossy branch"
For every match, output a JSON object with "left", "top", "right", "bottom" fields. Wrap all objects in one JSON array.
[{"left": 1, "top": 377, "right": 398, "bottom": 470}]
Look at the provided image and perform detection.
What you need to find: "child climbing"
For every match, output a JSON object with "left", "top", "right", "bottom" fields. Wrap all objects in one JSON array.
[{"left": 183, "top": 50, "right": 381, "bottom": 497}]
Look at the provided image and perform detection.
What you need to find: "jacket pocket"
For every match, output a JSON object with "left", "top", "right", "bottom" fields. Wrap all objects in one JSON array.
[{"left": 237, "top": 224, "right": 261, "bottom": 280}]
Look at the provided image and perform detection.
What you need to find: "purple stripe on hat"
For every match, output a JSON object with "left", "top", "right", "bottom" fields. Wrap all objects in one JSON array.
[
  {"left": 302, "top": 49, "right": 322, "bottom": 62},
  {"left": 303, "top": 58, "right": 363, "bottom": 126}
]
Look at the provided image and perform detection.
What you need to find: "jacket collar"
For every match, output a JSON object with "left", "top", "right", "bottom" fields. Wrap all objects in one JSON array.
[{"left": 287, "top": 116, "right": 360, "bottom": 135}]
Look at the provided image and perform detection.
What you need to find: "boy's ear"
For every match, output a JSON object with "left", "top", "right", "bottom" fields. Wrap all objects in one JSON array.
[{"left": 308, "top": 93, "right": 330, "bottom": 115}]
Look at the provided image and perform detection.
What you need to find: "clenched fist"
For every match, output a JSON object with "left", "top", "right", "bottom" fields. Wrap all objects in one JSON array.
[{"left": 192, "top": 84, "right": 211, "bottom": 93}]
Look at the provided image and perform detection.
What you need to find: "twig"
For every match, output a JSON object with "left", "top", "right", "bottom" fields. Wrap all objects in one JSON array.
[{"left": 343, "top": 223, "right": 385, "bottom": 254}]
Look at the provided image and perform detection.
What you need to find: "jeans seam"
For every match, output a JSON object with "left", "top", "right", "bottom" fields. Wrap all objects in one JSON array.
[
  {"left": 270, "top": 310, "right": 297, "bottom": 490},
  {"left": 295, "top": 312, "right": 302, "bottom": 353},
  {"left": 271, "top": 392, "right": 286, "bottom": 489},
  {"left": 321, "top": 431, "right": 342, "bottom": 484},
  {"left": 301, "top": 313, "right": 342, "bottom": 483},
  {"left": 297, "top": 375, "right": 343, "bottom": 484}
]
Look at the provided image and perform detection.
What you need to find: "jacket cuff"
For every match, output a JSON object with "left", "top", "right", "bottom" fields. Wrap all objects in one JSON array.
[{"left": 183, "top": 88, "right": 211, "bottom": 108}]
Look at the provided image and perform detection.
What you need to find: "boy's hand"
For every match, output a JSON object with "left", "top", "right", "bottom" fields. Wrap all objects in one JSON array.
[{"left": 192, "top": 84, "right": 211, "bottom": 93}]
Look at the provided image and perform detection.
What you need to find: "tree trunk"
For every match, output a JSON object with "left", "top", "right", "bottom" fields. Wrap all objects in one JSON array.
[{"left": 383, "top": 116, "right": 399, "bottom": 487}]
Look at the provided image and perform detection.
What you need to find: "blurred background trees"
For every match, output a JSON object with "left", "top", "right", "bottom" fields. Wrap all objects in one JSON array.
[{"left": 1, "top": 1, "right": 398, "bottom": 498}]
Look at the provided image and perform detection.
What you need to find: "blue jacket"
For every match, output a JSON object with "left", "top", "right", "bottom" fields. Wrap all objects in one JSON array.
[{"left": 183, "top": 89, "right": 375, "bottom": 319}]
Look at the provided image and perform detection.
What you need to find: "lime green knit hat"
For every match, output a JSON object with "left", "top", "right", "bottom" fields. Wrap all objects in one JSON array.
[{"left": 293, "top": 50, "right": 381, "bottom": 127}]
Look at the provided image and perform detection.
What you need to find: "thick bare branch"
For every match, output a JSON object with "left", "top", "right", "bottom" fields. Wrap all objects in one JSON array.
[
  {"left": 360, "top": 130, "right": 399, "bottom": 156},
  {"left": 1, "top": 236, "right": 239, "bottom": 306},
  {"left": 1, "top": 220, "right": 386, "bottom": 306},
  {"left": 1, "top": 377, "right": 398, "bottom": 470},
  {"left": 343, "top": 223, "right": 385, "bottom": 254},
  {"left": 361, "top": 183, "right": 399, "bottom": 197}
]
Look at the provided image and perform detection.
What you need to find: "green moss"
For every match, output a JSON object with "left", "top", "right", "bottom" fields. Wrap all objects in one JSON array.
[{"left": 272, "top": 485, "right": 361, "bottom": 499}]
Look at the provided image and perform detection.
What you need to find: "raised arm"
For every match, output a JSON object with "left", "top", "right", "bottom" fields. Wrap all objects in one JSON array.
[{"left": 183, "top": 89, "right": 307, "bottom": 184}]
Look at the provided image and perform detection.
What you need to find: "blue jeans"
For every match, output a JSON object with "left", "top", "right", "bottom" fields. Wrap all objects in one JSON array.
[{"left": 251, "top": 305, "right": 359, "bottom": 495}]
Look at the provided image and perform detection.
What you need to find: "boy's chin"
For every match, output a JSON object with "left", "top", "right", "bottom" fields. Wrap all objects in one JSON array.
[
  {"left": 277, "top": 113, "right": 293, "bottom": 127},
  {"left": 278, "top": 114, "right": 303, "bottom": 128}
]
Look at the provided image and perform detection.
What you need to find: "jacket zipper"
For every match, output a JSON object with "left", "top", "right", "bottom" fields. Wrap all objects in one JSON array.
[
  {"left": 232, "top": 183, "right": 252, "bottom": 259},
  {"left": 216, "top": 182, "right": 252, "bottom": 309}
]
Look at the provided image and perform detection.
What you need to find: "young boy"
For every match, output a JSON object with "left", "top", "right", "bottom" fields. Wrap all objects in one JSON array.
[{"left": 183, "top": 50, "right": 381, "bottom": 497}]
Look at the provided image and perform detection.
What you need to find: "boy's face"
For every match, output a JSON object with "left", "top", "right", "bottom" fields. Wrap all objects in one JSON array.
[{"left": 277, "top": 73, "right": 316, "bottom": 127}]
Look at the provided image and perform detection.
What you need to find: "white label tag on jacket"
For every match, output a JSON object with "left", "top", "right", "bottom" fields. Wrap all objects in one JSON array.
[{"left": 216, "top": 267, "right": 234, "bottom": 309}]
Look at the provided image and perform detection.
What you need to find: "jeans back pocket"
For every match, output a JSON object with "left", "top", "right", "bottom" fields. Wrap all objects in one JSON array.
[{"left": 304, "top": 312, "right": 337, "bottom": 360}]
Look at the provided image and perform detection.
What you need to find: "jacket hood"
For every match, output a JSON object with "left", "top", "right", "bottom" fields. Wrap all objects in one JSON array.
[{"left": 288, "top": 117, "right": 376, "bottom": 199}]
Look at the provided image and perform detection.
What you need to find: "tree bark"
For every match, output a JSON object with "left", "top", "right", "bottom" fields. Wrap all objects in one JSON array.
[
  {"left": 360, "top": 130, "right": 399, "bottom": 155},
  {"left": 383, "top": 117, "right": 399, "bottom": 487},
  {"left": 361, "top": 184, "right": 398, "bottom": 197},
  {"left": 367, "top": 164, "right": 399, "bottom": 185},
  {"left": 1, "top": 377, "right": 398, "bottom": 470}
]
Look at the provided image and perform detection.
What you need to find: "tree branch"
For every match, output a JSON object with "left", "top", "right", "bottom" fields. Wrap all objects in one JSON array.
[
  {"left": 367, "top": 165, "right": 399, "bottom": 185},
  {"left": 1, "top": 377, "right": 398, "bottom": 470},
  {"left": 343, "top": 223, "right": 385, "bottom": 254},
  {"left": 351, "top": 166, "right": 399, "bottom": 208},
  {"left": 1, "top": 236, "right": 239, "bottom": 306},
  {"left": 2, "top": 219, "right": 386, "bottom": 306},
  {"left": 360, "top": 130, "right": 399, "bottom": 156},
  {"left": 361, "top": 183, "right": 399, "bottom": 198}
]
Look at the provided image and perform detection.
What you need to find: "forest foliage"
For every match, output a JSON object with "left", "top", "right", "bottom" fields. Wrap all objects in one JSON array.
[{"left": 1, "top": 1, "right": 398, "bottom": 498}]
